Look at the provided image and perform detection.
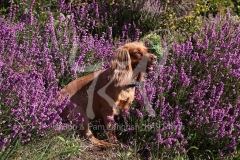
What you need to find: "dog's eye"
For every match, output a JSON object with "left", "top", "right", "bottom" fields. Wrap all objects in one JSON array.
[{"left": 134, "top": 51, "right": 140, "bottom": 55}]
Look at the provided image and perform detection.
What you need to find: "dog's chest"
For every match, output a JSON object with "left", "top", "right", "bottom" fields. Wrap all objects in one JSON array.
[
  {"left": 118, "top": 87, "right": 135, "bottom": 101},
  {"left": 112, "top": 87, "right": 135, "bottom": 115}
]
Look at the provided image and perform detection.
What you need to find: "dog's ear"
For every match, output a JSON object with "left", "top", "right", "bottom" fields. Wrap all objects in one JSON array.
[{"left": 110, "top": 46, "right": 132, "bottom": 86}]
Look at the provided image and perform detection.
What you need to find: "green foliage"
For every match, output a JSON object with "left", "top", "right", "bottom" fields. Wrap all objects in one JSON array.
[
  {"left": 56, "top": 136, "right": 82, "bottom": 158},
  {"left": 205, "top": 0, "right": 239, "bottom": 16},
  {"left": 141, "top": 33, "right": 164, "bottom": 60},
  {"left": 5, "top": 131, "right": 82, "bottom": 160},
  {"left": 0, "top": 0, "right": 10, "bottom": 16}
]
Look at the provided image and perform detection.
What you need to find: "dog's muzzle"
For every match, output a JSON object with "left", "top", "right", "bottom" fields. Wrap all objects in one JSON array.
[{"left": 147, "top": 54, "right": 157, "bottom": 72}]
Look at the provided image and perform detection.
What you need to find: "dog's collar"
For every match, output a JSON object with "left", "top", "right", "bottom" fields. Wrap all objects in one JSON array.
[
  {"left": 107, "top": 76, "right": 111, "bottom": 81},
  {"left": 128, "top": 80, "right": 142, "bottom": 87},
  {"left": 107, "top": 76, "right": 142, "bottom": 87}
]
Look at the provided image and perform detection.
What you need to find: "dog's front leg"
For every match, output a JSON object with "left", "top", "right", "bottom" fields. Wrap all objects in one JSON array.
[{"left": 68, "top": 105, "right": 109, "bottom": 147}]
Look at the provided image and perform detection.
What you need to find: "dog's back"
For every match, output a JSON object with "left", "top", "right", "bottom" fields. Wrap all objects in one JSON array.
[{"left": 60, "top": 68, "right": 136, "bottom": 121}]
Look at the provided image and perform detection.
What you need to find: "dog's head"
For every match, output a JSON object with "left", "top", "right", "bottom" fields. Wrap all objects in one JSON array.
[
  {"left": 110, "top": 42, "right": 157, "bottom": 86},
  {"left": 124, "top": 42, "right": 157, "bottom": 73}
]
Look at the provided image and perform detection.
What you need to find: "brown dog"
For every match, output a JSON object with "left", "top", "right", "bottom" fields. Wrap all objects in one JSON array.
[{"left": 60, "top": 42, "right": 157, "bottom": 146}]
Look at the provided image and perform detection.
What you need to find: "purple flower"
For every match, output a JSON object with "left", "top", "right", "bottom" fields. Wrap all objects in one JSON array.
[
  {"left": 107, "top": 116, "right": 114, "bottom": 121},
  {"left": 136, "top": 109, "right": 143, "bottom": 118}
]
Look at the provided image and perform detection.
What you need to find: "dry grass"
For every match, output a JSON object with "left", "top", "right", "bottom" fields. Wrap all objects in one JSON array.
[{"left": 6, "top": 128, "right": 139, "bottom": 160}]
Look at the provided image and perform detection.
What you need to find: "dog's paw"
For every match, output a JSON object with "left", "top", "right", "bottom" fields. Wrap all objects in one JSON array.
[{"left": 89, "top": 136, "right": 110, "bottom": 147}]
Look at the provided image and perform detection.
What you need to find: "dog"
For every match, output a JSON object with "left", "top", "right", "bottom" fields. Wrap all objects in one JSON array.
[{"left": 59, "top": 42, "right": 157, "bottom": 146}]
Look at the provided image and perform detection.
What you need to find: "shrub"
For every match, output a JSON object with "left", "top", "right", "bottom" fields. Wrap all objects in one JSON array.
[
  {"left": 0, "top": 9, "right": 116, "bottom": 156},
  {"left": 0, "top": 17, "right": 68, "bottom": 155},
  {"left": 0, "top": 0, "right": 239, "bottom": 159},
  {"left": 1, "top": 0, "right": 172, "bottom": 40},
  {"left": 118, "top": 12, "right": 240, "bottom": 159}
]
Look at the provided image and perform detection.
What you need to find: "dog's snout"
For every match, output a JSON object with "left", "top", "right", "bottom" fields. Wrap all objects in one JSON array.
[{"left": 151, "top": 55, "right": 157, "bottom": 62}]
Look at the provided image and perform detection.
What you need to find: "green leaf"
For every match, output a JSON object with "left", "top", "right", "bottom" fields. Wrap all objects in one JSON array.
[
  {"left": 53, "top": 20, "right": 60, "bottom": 27},
  {"left": 187, "top": 146, "right": 199, "bottom": 152},
  {"left": 57, "top": 136, "right": 65, "bottom": 143},
  {"left": 60, "top": 13, "right": 65, "bottom": 19},
  {"left": 126, "top": 151, "right": 132, "bottom": 157}
]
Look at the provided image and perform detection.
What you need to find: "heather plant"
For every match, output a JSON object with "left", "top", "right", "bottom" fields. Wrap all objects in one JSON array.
[
  {"left": 1, "top": 0, "right": 173, "bottom": 40},
  {"left": 0, "top": 0, "right": 240, "bottom": 159},
  {"left": 1, "top": 0, "right": 207, "bottom": 42},
  {"left": 118, "top": 13, "right": 239, "bottom": 159},
  {"left": 56, "top": 0, "right": 169, "bottom": 41},
  {"left": 95, "top": 0, "right": 166, "bottom": 39},
  {"left": 0, "top": 7, "right": 116, "bottom": 157},
  {"left": 0, "top": 17, "right": 69, "bottom": 156}
]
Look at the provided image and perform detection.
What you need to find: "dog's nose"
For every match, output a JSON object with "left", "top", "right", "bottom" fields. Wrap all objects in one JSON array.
[{"left": 151, "top": 55, "right": 157, "bottom": 62}]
